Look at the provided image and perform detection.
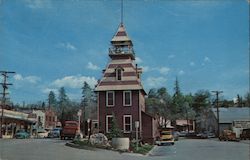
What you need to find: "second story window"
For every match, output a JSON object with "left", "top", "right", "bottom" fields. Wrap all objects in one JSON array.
[
  {"left": 123, "top": 91, "right": 132, "bottom": 106},
  {"left": 106, "top": 91, "right": 115, "bottom": 107}
]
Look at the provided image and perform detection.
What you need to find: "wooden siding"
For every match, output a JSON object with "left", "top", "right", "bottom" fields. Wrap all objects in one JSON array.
[
  {"left": 108, "top": 63, "right": 134, "bottom": 69},
  {"left": 99, "top": 80, "right": 139, "bottom": 86},
  {"left": 98, "top": 90, "right": 140, "bottom": 137},
  {"left": 142, "top": 112, "right": 153, "bottom": 144}
]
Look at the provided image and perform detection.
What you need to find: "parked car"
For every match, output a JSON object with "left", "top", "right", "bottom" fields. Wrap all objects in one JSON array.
[
  {"left": 240, "top": 128, "right": 250, "bottom": 140},
  {"left": 37, "top": 129, "right": 49, "bottom": 138},
  {"left": 173, "top": 131, "right": 180, "bottom": 141},
  {"left": 156, "top": 130, "right": 174, "bottom": 145},
  {"left": 206, "top": 132, "right": 216, "bottom": 138},
  {"left": 48, "top": 128, "right": 62, "bottom": 138},
  {"left": 179, "top": 131, "right": 188, "bottom": 137},
  {"left": 196, "top": 133, "right": 208, "bottom": 139},
  {"left": 186, "top": 132, "right": 198, "bottom": 138},
  {"left": 60, "top": 121, "right": 79, "bottom": 140},
  {"left": 15, "top": 129, "right": 30, "bottom": 139}
]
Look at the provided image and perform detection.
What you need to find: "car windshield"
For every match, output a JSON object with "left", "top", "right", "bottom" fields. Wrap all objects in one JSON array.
[
  {"left": 161, "top": 132, "right": 171, "bottom": 135},
  {"left": 37, "top": 130, "right": 46, "bottom": 133},
  {"left": 16, "top": 129, "right": 25, "bottom": 133},
  {"left": 53, "top": 128, "right": 60, "bottom": 131},
  {"left": 65, "top": 123, "right": 77, "bottom": 126}
]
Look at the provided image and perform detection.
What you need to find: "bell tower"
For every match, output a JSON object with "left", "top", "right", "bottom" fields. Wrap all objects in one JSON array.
[{"left": 109, "top": 23, "right": 135, "bottom": 60}]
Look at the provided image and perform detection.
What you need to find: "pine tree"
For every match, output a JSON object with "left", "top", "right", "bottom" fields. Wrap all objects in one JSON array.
[
  {"left": 108, "top": 114, "right": 122, "bottom": 139},
  {"left": 48, "top": 91, "right": 57, "bottom": 108},
  {"left": 172, "top": 77, "right": 184, "bottom": 117},
  {"left": 58, "top": 87, "right": 69, "bottom": 126}
]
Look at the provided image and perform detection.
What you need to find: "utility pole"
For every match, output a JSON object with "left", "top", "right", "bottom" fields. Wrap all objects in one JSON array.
[
  {"left": 211, "top": 90, "right": 223, "bottom": 138},
  {"left": 0, "top": 71, "right": 15, "bottom": 138}
]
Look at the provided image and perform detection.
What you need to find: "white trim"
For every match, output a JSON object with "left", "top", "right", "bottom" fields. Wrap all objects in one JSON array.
[
  {"left": 106, "top": 91, "right": 115, "bottom": 107},
  {"left": 123, "top": 115, "right": 132, "bottom": 133},
  {"left": 123, "top": 91, "right": 132, "bottom": 106},
  {"left": 106, "top": 115, "right": 113, "bottom": 133}
]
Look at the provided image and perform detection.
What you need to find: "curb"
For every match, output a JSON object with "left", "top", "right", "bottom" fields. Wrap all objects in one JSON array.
[
  {"left": 65, "top": 142, "right": 96, "bottom": 151},
  {"left": 145, "top": 145, "right": 157, "bottom": 156}
]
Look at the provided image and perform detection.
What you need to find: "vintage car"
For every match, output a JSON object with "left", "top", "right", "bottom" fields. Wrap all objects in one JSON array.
[
  {"left": 37, "top": 129, "right": 49, "bottom": 138},
  {"left": 48, "top": 128, "right": 62, "bottom": 138},
  {"left": 15, "top": 129, "right": 30, "bottom": 139},
  {"left": 156, "top": 130, "right": 174, "bottom": 145}
]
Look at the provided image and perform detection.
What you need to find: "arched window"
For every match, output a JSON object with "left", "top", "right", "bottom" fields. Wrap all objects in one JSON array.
[
  {"left": 116, "top": 68, "right": 122, "bottom": 80},
  {"left": 115, "top": 66, "right": 124, "bottom": 81}
]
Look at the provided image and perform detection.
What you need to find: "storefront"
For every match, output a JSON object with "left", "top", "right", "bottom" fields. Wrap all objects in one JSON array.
[{"left": 0, "top": 109, "right": 36, "bottom": 138}]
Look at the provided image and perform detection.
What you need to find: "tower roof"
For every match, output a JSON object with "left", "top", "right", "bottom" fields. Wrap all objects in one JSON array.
[{"left": 111, "top": 23, "right": 133, "bottom": 45}]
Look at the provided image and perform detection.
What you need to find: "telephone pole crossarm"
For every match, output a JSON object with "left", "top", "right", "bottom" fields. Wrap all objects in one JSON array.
[{"left": 0, "top": 71, "right": 15, "bottom": 138}]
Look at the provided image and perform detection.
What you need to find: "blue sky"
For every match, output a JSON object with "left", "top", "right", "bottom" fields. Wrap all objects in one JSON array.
[{"left": 0, "top": 0, "right": 249, "bottom": 104}]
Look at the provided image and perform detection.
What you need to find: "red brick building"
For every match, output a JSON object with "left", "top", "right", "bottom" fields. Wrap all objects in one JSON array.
[
  {"left": 45, "top": 108, "right": 58, "bottom": 129},
  {"left": 95, "top": 23, "right": 159, "bottom": 143}
]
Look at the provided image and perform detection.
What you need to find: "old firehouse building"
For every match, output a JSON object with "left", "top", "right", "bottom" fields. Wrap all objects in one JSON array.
[{"left": 95, "top": 23, "right": 159, "bottom": 143}]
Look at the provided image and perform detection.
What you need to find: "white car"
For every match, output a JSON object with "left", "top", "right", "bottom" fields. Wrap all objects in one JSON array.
[{"left": 37, "top": 129, "right": 49, "bottom": 138}]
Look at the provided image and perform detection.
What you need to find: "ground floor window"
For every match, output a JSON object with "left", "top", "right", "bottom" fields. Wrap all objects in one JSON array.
[
  {"left": 123, "top": 115, "right": 132, "bottom": 133},
  {"left": 106, "top": 115, "right": 113, "bottom": 133}
]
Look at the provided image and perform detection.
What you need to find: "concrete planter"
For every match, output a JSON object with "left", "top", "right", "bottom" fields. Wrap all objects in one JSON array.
[{"left": 111, "top": 137, "right": 130, "bottom": 150}]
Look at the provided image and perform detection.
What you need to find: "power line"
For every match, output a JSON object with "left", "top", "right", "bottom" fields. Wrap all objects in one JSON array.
[
  {"left": 211, "top": 90, "right": 223, "bottom": 138},
  {"left": 0, "top": 71, "right": 15, "bottom": 138}
]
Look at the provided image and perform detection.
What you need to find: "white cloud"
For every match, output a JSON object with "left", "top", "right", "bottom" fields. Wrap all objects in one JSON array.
[
  {"left": 52, "top": 75, "right": 97, "bottom": 89},
  {"left": 14, "top": 74, "right": 23, "bottom": 81},
  {"left": 178, "top": 70, "right": 185, "bottom": 75},
  {"left": 204, "top": 56, "right": 211, "bottom": 62},
  {"left": 135, "top": 57, "right": 143, "bottom": 64},
  {"left": 25, "top": 76, "right": 41, "bottom": 84},
  {"left": 146, "top": 77, "right": 167, "bottom": 87},
  {"left": 168, "top": 54, "right": 175, "bottom": 59},
  {"left": 159, "top": 67, "right": 170, "bottom": 75},
  {"left": 57, "top": 42, "right": 77, "bottom": 51},
  {"left": 87, "top": 62, "right": 100, "bottom": 70},
  {"left": 190, "top": 62, "right": 195, "bottom": 66},
  {"left": 25, "top": 0, "right": 51, "bottom": 9},
  {"left": 140, "top": 66, "right": 149, "bottom": 72},
  {"left": 42, "top": 88, "right": 58, "bottom": 94},
  {"left": 14, "top": 74, "right": 41, "bottom": 84},
  {"left": 139, "top": 66, "right": 171, "bottom": 74}
]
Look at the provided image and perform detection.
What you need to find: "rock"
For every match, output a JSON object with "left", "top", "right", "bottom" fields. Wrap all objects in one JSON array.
[{"left": 89, "top": 133, "right": 109, "bottom": 146}]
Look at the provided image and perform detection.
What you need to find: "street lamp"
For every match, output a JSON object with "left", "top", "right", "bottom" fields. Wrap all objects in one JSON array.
[
  {"left": 77, "top": 109, "right": 82, "bottom": 134},
  {"left": 184, "top": 102, "right": 190, "bottom": 133},
  {"left": 87, "top": 119, "right": 91, "bottom": 140}
]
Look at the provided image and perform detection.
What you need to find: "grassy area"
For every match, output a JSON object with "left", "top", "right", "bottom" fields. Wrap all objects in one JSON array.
[
  {"left": 72, "top": 139, "right": 112, "bottom": 150},
  {"left": 130, "top": 142, "right": 154, "bottom": 155},
  {"left": 72, "top": 139, "right": 154, "bottom": 155}
]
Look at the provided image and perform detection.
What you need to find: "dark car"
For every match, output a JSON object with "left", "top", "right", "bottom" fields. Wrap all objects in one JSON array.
[
  {"left": 240, "top": 128, "right": 250, "bottom": 140},
  {"left": 15, "top": 129, "right": 30, "bottom": 139}
]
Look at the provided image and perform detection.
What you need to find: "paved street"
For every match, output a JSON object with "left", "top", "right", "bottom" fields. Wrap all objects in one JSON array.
[{"left": 0, "top": 138, "right": 249, "bottom": 160}]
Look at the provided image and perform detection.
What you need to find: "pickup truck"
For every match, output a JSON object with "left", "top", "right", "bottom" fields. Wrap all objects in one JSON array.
[{"left": 60, "top": 121, "right": 79, "bottom": 140}]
